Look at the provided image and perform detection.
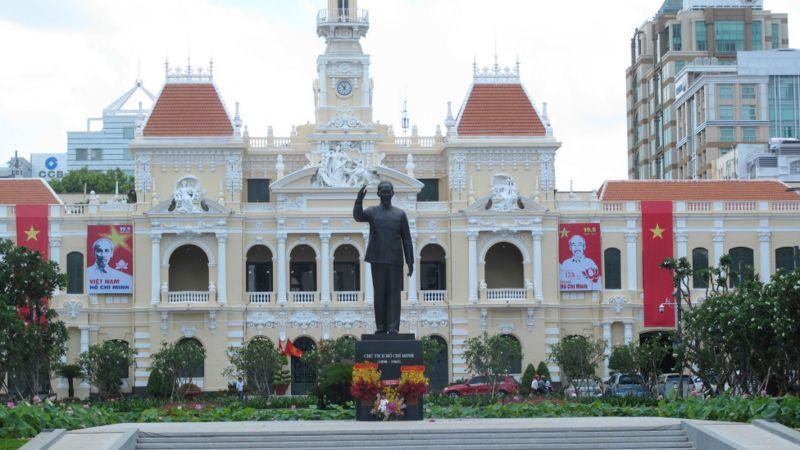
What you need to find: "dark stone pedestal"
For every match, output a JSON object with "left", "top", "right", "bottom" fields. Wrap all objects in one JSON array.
[{"left": 355, "top": 333, "right": 424, "bottom": 421}]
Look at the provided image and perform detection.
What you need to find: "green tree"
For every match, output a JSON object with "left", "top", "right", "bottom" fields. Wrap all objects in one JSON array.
[
  {"left": 549, "top": 335, "right": 606, "bottom": 393},
  {"left": 463, "top": 333, "right": 523, "bottom": 396},
  {"left": 223, "top": 337, "right": 284, "bottom": 396},
  {"left": 610, "top": 340, "right": 670, "bottom": 394},
  {"left": 0, "top": 239, "right": 67, "bottom": 399},
  {"left": 49, "top": 168, "right": 134, "bottom": 195},
  {"left": 300, "top": 336, "right": 355, "bottom": 408},
  {"left": 149, "top": 340, "right": 207, "bottom": 399},
  {"left": 55, "top": 364, "right": 83, "bottom": 399},
  {"left": 520, "top": 363, "right": 536, "bottom": 396},
  {"left": 536, "top": 361, "right": 551, "bottom": 382},
  {"left": 79, "top": 341, "right": 135, "bottom": 400},
  {"left": 608, "top": 344, "right": 636, "bottom": 376}
]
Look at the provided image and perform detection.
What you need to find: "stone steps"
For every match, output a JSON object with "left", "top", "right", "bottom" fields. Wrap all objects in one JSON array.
[{"left": 136, "top": 424, "right": 696, "bottom": 450}]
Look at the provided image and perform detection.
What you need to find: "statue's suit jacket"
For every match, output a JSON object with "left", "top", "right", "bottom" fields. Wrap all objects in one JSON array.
[{"left": 353, "top": 199, "right": 414, "bottom": 266}]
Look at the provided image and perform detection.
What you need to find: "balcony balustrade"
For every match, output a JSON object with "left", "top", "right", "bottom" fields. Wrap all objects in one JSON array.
[
  {"left": 485, "top": 288, "right": 527, "bottom": 301},
  {"left": 248, "top": 292, "right": 272, "bottom": 304},
  {"left": 168, "top": 291, "right": 209, "bottom": 304},
  {"left": 335, "top": 291, "right": 360, "bottom": 303},
  {"left": 421, "top": 290, "right": 447, "bottom": 304},
  {"left": 291, "top": 291, "right": 317, "bottom": 304}
]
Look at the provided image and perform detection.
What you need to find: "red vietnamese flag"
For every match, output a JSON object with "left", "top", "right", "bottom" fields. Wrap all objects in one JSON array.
[
  {"left": 281, "top": 338, "right": 304, "bottom": 358},
  {"left": 16, "top": 205, "right": 49, "bottom": 259},
  {"left": 641, "top": 201, "right": 675, "bottom": 328}
]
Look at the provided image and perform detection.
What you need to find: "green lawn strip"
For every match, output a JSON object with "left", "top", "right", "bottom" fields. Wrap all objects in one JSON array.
[{"left": 0, "top": 439, "right": 29, "bottom": 450}]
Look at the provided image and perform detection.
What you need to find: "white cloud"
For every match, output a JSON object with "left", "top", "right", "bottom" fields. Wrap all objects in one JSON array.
[{"left": 0, "top": 0, "right": 798, "bottom": 190}]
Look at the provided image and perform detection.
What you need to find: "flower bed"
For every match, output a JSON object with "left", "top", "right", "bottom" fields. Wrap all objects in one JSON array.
[{"left": 0, "top": 396, "right": 798, "bottom": 439}]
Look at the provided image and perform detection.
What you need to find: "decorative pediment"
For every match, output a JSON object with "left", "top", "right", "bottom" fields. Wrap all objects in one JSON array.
[
  {"left": 145, "top": 176, "right": 230, "bottom": 216},
  {"left": 464, "top": 195, "right": 548, "bottom": 213},
  {"left": 270, "top": 165, "right": 424, "bottom": 194}
]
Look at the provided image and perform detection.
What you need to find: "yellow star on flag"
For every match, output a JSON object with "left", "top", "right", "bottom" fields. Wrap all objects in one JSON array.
[
  {"left": 100, "top": 227, "right": 131, "bottom": 252},
  {"left": 559, "top": 227, "right": 570, "bottom": 238},
  {"left": 650, "top": 223, "right": 665, "bottom": 239},
  {"left": 24, "top": 225, "right": 40, "bottom": 241}
]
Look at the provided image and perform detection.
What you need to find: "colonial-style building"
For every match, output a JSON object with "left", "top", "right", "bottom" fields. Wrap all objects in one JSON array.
[{"left": 3, "top": 0, "right": 800, "bottom": 397}]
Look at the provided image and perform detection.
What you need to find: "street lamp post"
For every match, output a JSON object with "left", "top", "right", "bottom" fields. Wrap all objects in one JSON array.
[{"left": 660, "top": 286, "right": 683, "bottom": 398}]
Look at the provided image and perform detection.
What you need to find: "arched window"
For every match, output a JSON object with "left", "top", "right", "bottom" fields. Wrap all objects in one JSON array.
[
  {"left": 603, "top": 248, "right": 621, "bottom": 289},
  {"left": 775, "top": 246, "right": 799, "bottom": 272},
  {"left": 420, "top": 244, "right": 446, "bottom": 290},
  {"left": 66, "top": 251, "right": 84, "bottom": 294},
  {"left": 484, "top": 243, "right": 524, "bottom": 288},
  {"left": 500, "top": 334, "right": 522, "bottom": 374},
  {"left": 692, "top": 247, "right": 709, "bottom": 289},
  {"left": 176, "top": 338, "right": 204, "bottom": 378},
  {"left": 729, "top": 247, "right": 754, "bottom": 288},
  {"left": 333, "top": 245, "right": 360, "bottom": 292},
  {"left": 290, "top": 245, "right": 316, "bottom": 292},
  {"left": 169, "top": 245, "right": 209, "bottom": 291},
  {"left": 290, "top": 337, "right": 316, "bottom": 395},
  {"left": 246, "top": 246, "right": 273, "bottom": 292}
]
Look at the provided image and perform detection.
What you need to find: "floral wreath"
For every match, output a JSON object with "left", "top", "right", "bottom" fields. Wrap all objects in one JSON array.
[{"left": 350, "top": 362, "right": 429, "bottom": 420}]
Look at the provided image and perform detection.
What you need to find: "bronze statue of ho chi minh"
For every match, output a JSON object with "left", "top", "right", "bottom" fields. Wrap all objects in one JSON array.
[{"left": 353, "top": 181, "right": 413, "bottom": 334}]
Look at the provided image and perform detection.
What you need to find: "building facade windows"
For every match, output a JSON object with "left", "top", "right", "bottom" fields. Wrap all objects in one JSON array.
[
  {"left": 332, "top": 245, "right": 360, "bottom": 292},
  {"left": 729, "top": 246, "right": 754, "bottom": 288},
  {"left": 420, "top": 244, "right": 446, "bottom": 291},
  {"left": 696, "top": 21, "right": 708, "bottom": 51},
  {"left": 752, "top": 21, "right": 762, "bottom": 50},
  {"left": 719, "top": 105, "right": 734, "bottom": 121},
  {"left": 246, "top": 246, "right": 273, "bottom": 293},
  {"left": 603, "top": 248, "right": 621, "bottom": 290},
  {"left": 742, "top": 105, "right": 757, "bottom": 121},
  {"left": 720, "top": 127, "right": 736, "bottom": 142},
  {"left": 743, "top": 127, "right": 757, "bottom": 142},
  {"left": 769, "top": 76, "right": 800, "bottom": 139},
  {"left": 417, "top": 178, "right": 439, "bottom": 202},
  {"left": 791, "top": 160, "right": 800, "bottom": 175},
  {"left": 122, "top": 127, "right": 135, "bottom": 139},
  {"left": 246, "top": 179, "right": 270, "bottom": 203},
  {"left": 692, "top": 248, "right": 709, "bottom": 289},
  {"left": 772, "top": 23, "right": 780, "bottom": 49},
  {"left": 672, "top": 24, "right": 682, "bottom": 51},
  {"left": 290, "top": 245, "right": 317, "bottom": 292},
  {"left": 718, "top": 84, "right": 733, "bottom": 101},
  {"left": 775, "top": 246, "right": 799, "bottom": 272},
  {"left": 714, "top": 21, "right": 745, "bottom": 53},
  {"left": 741, "top": 84, "right": 756, "bottom": 100},
  {"left": 66, "top": 251, "right": 84, "bottom": 294}
]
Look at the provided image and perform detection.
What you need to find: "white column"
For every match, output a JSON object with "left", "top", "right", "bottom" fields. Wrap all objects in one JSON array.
[
  {"left": 759, "top": 231, "right": 771, "bottom": 283},
  {"left": 277, "top": 233, "right": 287, "bottom": 305},
  {"left": 49, "top": 237, "right": 61, "bottom": 295},
  {"left": 216, "top": 233, "right": 227, "bottom": 306},
  {"left": 713, "top": 231, "right": 725, "bottom": 267},
  {"left": 363, "top": 232, "right": 373, "bottom": 305},
  {"left": 320, "top": 232, "right": 331, "bottom": 304},
  {"left": 151, "top": 235, "right": 160, "bottom": 305},
  {"left": 362, "top": 62, "right": 370, "bottom": 107},
  {"left": 407, "top": 229, "right": 418, "bottom": 304},
  {"left": 603, "top": 322, "right": 612, "bottom": 379},
  {"left": 624, "top": 322, "right": 633, "bottom": 345},
  {"left": 625, "top": 232, "right": 638, "bottom": 291},
  {"left": 675, "top": 232, "right": 687, "bottom": 259},
  {"left": 319, "top": 63, "right": 327, "bottom": 108},
  {"left": 468, "top": 231, "right": 478, "bottom": 303},
  {"left": 532, "top": 230, "right": 543, "bottom": 302},
  {"left": 79, "top": 326, "right": 90, "bottom": 387}
]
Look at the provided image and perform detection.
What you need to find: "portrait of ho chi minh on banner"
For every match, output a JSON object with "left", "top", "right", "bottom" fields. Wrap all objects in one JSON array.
[
  {"left": 558, "top": 223, "right": 602, "bottom": 291},
  {"left": 86, "top": 225, "right": 134, "bottom": 294}
]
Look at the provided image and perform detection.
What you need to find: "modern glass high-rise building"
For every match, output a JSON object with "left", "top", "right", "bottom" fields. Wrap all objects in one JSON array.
[{"left": 626, "top": 0, "right": 789, "bottom": 180}]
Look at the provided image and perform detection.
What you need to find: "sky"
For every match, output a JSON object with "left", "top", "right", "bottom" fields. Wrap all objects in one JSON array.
[{"left": 0, "top": 0, "right": 798, "bottom": 190}]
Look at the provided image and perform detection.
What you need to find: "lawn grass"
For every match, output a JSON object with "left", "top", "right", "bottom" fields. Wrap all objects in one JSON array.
[{"left": 0, "top": 439, "right": 28, "bottom": 450}]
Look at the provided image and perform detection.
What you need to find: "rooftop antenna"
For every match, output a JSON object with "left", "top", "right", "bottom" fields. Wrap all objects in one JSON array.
[
  {"left": 493, "top": 30, "right": 499, "bottom": 73},
  {"left": 136, "top": 58, "right": 141, "bottom": 83},
  {"left": 401, "top": 99, "right": 410, "bottom": 135}
]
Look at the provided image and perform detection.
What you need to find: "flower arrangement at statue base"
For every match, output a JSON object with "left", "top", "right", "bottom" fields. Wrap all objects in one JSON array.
[
  {"left": 371, "top": 386, "right": 406, "bottom": 421},
  {"left": 397, "top": 365, "right": 429, "bottom": 406},
  {"left": 350, "top": 362, "right": 381, "bottom": 407}
]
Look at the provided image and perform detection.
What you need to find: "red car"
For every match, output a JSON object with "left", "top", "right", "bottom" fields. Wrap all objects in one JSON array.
[{"left": 442, "top": 375, "right": 520, "bottom": 398}]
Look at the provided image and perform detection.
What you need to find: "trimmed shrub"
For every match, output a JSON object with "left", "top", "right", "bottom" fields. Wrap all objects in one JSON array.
[{"left": 520, "top": 364, "right": 536, "bottom": 396}]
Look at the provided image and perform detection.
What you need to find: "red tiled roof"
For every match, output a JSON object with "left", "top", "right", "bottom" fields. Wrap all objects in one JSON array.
[
  {"left": 0, "top": 179, "right": 60, "bottom": 205},
  {"left": 143, "top": 83, "right": 233, "bottom": 137},
  {"left": 457, "top": 84, "right": 546, "bottom": 136},
  {"left": 598, "top": 180, "right": 800, "bottom": 201}
]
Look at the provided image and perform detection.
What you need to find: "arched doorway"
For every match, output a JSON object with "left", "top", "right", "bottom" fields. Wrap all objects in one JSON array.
[
  {"left": 425, "top": 335, "right": 448, "bottom": 392},
  {"left": 246, "top": 245, "right": 273, "bottom": 303},
  {"left": 290, "top": 245, "right": 317, "bottom": 292},
  {"left": 169, "top": 245, "right": 209, "bottom": 291},
  {"left": 639, "top": 331, "right": 675, "bottom": 373},
  {"left": 500, "top": 334, "right": 522, "bottom": 374},
  {"left": 485, "top": 243, "right": 524, "bottom": 288},
  {"left": 333, "top": 245, "right": 360, "bottom": 298},
  {"left": 290, "top": 336, "right": 316, "bottom": 395},
  {"left": 420, "top": 244, "right": 446, "bottom": 291},
  {"left": 176, "top": 338, "right": 205, "bottom": 379}
]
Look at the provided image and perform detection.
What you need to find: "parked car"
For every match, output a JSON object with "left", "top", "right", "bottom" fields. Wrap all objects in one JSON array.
[
  {"left": 564, "top": 378, "right": 603, "bottom": 398},
  {"left": 442, "top": 375, "right": 520, "bottom": 398},
  {"left": 605, "top": 373, "right": 648, "bottom": 397},
  {"left": 657, "top": 373, "right": 692, "bottom": 398}
]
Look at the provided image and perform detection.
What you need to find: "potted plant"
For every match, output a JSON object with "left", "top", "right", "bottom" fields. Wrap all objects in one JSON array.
[
  {"left": 350, "top": 362, "right": 381, "bottom": 407},
  {"left": 273, "top": 367, "right": 291, "bottom": 395},
  {"left": 397, "top": 365, "right": 429, "bottom": 406}
]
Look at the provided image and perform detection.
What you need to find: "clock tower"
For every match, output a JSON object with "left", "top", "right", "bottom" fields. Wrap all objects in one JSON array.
[{"left": 310, "top": 0, "right": 381, "bottom": 185}]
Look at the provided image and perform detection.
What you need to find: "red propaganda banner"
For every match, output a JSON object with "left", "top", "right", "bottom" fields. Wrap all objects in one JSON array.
[
  {"left": 87, "top": 225, "right": 133, "bottom": 294},
  {"left": 641, "top": 201, "right": 675, "bottom": 327},
  {"left": 16, "top": 205, "right": 49, "bottom": 258},
  {"left": 558, "top": 223, "right": 602, "bottom": 291}
]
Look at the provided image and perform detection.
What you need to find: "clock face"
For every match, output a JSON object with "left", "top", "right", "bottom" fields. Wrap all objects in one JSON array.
[{"left": 336, "top": 80, "right": 353, "bottom": 96}]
